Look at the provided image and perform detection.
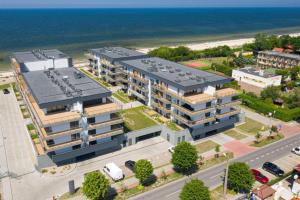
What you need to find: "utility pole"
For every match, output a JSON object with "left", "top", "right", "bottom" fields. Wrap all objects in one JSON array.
[{"left": 223, "top": 153, "right": 230, "bottom": 200}]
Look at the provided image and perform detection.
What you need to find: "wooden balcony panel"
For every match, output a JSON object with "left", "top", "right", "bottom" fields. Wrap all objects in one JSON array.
[
  {"left": 89, "top": 128, "right": 124, "bottom": 141},
  {"left": 129, "top": 73, "right": 148, "bottom": 84},
  {"left": 44, "top": 139, "right": 82, "bottom": 152},
  {"left": 88, "top": 118, "right": 123, "bottom": 130},
  {"left": 184, "top": 93, "right": 215, "bottom": 104},
  {"left": 216, "top": 88, "right": 238, "bottom": 98},
  {"left": 172, "top": 113, "right": 215, "bottom": 126},
  {"left": 153, "top": 94, "right": 171, "bottom": 104},
  {"left": 85, "top": 103, "right": 121, "bottom": 118},
  {"left": 152, "top": 102, "right": 171, "bottom": 113},
  {"left": 172, "top": 103, "right": 214, "bottom": 116}
]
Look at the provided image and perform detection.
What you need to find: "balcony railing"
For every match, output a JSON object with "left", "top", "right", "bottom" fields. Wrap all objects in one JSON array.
[
  {"left": 88, "top": 118, "right": 123, "bottom": 130},
  {"left": 41, "top": 127, "right": 83, "bottom": 140},
  {"left": 152, "top": 93, "right": 171, "bottom": 104},
  {"left": 152, "top": 102, "right": 171, "bottom": 113},
  {"left": 44, "top": 139, "right": 82, "bottom": 152},
  {"left": 215, "top": 108, "right": 241, "bottom": 119},
  {"left": 84, "top": 103, "right": 121, "bottom": 118},
  {"left": 129, "top": 73, "right": 148, "bottom": 84},
  {"left": 89, "top": 128, "right": 124, "bottom": 142},
  {"left": 172, "top": 103, "right": 214, "bottom": 116},
  {"left": 172, "top": 113, "right": 215, "bottom": 127},
  {"left": 215, "top": 88, "right": 237, "bottom": 98}
]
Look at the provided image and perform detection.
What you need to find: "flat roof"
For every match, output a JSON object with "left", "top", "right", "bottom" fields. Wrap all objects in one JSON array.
[
  {"left": 14, "top": 49, "right": 70, "bottom": 63},
  {"left": 121, "top": 57, "right": 231, "bottom": 90},
  {"left": 260, "top": 51, "right": 300, "bottom": 60},
  {"left": 23, "top": 67, "right": 111, "bottom": 108},
  {"left": 237, "top": 67, "right": 280, "bottom": 78},
  {"left": 90, "top": 47, "right": 147, "bottom": 62}
]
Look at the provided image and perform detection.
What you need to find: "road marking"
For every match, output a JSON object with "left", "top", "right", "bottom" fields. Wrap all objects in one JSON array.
[
  {"left": 165, "top": 190, "right": 180, "bottom": 198},
  {"left": 250, "top": 160, "right": 254, "bottom": 162},
  {"left": 210, "top": 173, "right": 222, "bottom": 179}
]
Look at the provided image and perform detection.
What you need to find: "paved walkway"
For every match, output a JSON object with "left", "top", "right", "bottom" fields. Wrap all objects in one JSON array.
[{"left": 223, "top": 140, "right": 257, "bottom": 157}]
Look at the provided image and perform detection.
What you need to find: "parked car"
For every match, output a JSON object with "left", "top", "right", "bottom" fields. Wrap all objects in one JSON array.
[
  {"left": 103, "top": 162, "right": 124, "bottom": 181},
  {"left": 125, "top": 160, "right": 136, "bottom": 172},
  {"left": 168, "top": 146, "right": 175, "bottom": 153},
  {"left": 251, "top": 169, "right": 269, "bottom": 184},
  {"left": 292, "top": 147, "right": 300, "bottom": 156},
  {"left": 3, "top": 88, "right": 10, "bottom": 94},
  {"left": 262, "top": 162, "right": 284, "bottom": 177}
]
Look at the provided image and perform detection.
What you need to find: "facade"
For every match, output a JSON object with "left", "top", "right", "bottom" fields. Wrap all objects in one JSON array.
[
  {"left": 12, "top": 60, "right": 124, "bottom": 165},
  {"left": 232, "top": 67, "right": 282, "bottom": 95},
  {"left": 13, "top": 49, "right": 73, "bottom": 72},
  {"left": 257, "top": 51, "right": 300, "bottom": 69},
  {"left": 87, "top": 48, "right": 241, "bottom": 140},
  {"left": 87, "top": 47, "right": 148, "bottom": 85}
]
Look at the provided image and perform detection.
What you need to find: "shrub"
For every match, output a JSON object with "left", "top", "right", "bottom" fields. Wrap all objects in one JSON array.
[
  {"left": 180, "top": 179, "right": 211, "bottom": 200},
  {"left": 82, "top": 171, "right": 109, "bottom": 200},
  {"left": 134, "top": 159, "right": 154, "bottom": 185}
]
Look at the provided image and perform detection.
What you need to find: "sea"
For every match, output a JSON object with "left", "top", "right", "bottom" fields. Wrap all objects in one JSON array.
[{"left": 1, "top": 7, "right": 300, "bottom": 70}]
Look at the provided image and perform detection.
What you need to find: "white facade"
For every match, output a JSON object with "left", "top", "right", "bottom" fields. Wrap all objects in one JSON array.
[
  {"left": 232, "top": 68, "right": 282, "bottom": 89},
  {"left": 23, "top": 58, "right": 70, "bottom": 72}
]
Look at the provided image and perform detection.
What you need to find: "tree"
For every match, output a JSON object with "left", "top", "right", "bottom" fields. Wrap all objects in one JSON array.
[
  {"left": 228, "top": 162, "right": 255, "bottom": 193},
  {"left": 82, "top": 171, "right": 110, "bottom": 200},
  {"left": 180, "top": 179, "right": 210, "bottom": 200},
  {"left": 134, "top": 159, "right": 154, "bottom": 185},
  {"left": 215, "top": 145, "right": 220, "bottom": 158},
  {"left": 260, "top": 86, "right": 281, "bottom": 101},
  {"left": 171, "top": 141, "right": 198, "bottom": 172},
  {"left": 255, "top": 132, "right": 262, "bottom": 143}
]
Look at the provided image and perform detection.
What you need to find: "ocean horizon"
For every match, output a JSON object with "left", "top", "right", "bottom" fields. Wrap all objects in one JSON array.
[{"left": 1, "top": 7, "right": 300, "bottom": 70}]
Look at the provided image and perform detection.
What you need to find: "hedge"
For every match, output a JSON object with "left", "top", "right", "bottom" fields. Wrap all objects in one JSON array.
[{"left": 239, "top": 93, "right": 300, "bottom": 122}]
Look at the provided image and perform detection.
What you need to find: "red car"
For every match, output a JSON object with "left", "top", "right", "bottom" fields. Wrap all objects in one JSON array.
[{"left": 251, "top": 169, "right": 269, "bottom": 184}]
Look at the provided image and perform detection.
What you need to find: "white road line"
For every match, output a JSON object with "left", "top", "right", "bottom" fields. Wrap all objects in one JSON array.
[
  {"left": 209, "top": 173, "right": 222, "bottom": 179},
  {"left": 165, "top": 190, "right": 180, "bottom": 198}
]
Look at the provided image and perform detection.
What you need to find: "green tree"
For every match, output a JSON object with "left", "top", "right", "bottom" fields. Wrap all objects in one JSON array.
[
  {"left": 228, "top": 162, "right": 255, "bottom": 192},
  {"left": 82, "top": 171, "right": 110, "bottom": 200},
  {"left": 287, "top": 88, "right": 300, "bottom": 109},
  {"left": 134, "top": 159, "right": 154, "bottom": 185},
  {"left": 260, "top": 86, "right": 281, "bottom": 101},
  {"left": 171, "top": 141, "right": 198, "bottom": 172},
  {"left": 215, "top": 144, "right": 221, "bottom": 158},
  {"left": 180, "top": 179, "right": 210, "bottom": 200},
  {"left": 255, "top": 132, "right": 262, "bottom": 143}
]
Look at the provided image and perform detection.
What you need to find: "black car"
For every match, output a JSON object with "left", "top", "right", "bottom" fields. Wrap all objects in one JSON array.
[
  {"left": 262, "top": 162, "right": 284, "bottom": 177},
  {"left": 3, "top": 88, "right": 10, "bottom": 94},
  {"left": 125, "top": 160, "right": 136, "bottom": 171}
]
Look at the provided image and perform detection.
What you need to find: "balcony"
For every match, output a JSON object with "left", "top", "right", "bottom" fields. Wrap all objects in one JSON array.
[
  {"left": 44, "top": 139, "right": 82, "bottom": 152},
  {"left": 131, "top": 82, "right": 148, "bottom": 92},
  {"left": 88, "top": 118, "right": 123, "bottom": 130},
  {"left": 184, "top": 93, "right": 215, "bottom": 104},
  {"left": 152, "top": 102, "right": 171, "bottom": 113},
  {"left": 215, "top": 108, "right": 241, "bottom": 119},
  {"left": 152, "top": 94, "right": 171, "bottom": 104},
  {"left": 172, "top": 103, "right": 214, "bottom": 116},
  {"left": 217, "top": 100, "right": 241, "bottom": 108},
  {"left": 172, "top": 113, "right": 215, "bottom": 127},
  {"left": 128, "top": 89, "right": 147, "bottom": 101},
  {"left": 41, "top": 127, "right": 83, "bottom": 140},
  {"left": 84, "top": 103, "right": 121, "bottom": 118},
  {"left": 129, "top": 73, "right": 148, "bottom": 84},
  {"left": 89, "top": 128, "right": 124, "bottom": 142},
  {"left": 215, "top": 88, "right": 237, "bottom": 98}
]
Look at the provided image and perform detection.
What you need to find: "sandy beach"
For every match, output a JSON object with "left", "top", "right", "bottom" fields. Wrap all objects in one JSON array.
[{"left": 137, "top": 33, "right": 300, "bottom": 54}]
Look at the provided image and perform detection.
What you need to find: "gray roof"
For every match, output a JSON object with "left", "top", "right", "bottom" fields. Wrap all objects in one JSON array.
[
  {"left": 23, "top": 67, "right": 111, "bottom": 108},
  {"left": 89, "top": 47, "right": 147, "bottom": 62},
  {"left": 237, "top": 67, "right": 280, "bottom": 78},
  {"left": 14, "top": 49, "right": 70, "bottom": 63},
  {"left": 121, "top": 57, "right": 231, "bottom": 90},
  {"left": 260, "top": 51, "right": 300, "bottom": 60}
]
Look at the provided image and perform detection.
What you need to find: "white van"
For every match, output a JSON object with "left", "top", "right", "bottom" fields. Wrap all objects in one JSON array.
[{"left": 103, "top": 162, "right": 124, "bottom": 181}]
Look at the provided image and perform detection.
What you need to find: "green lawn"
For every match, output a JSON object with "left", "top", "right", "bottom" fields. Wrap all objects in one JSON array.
[
  {"left": 120, "top": 106, "right": 157, "bottom": 132},
  {"left": 224, "top": 129, "right": 247, "bottom": 140},
  {"left": 195, "top": 140, "right": 219, "bottom": 154},
  {"left": 113, "top": 90, "right": 134, "bottom": 104},
  {"left": 211, "top": 185, "right": 237, "bottom": 200},
  {"left": 0, "top": 83, "right": 11, "bottom": 90},
  {"left": 79, "top": 68, "right": 111, "bottom": 88},
  {"left": 251, "top": 134, "right": 284, "bottom": 147},
  {"left": 236, "top": 117, "right": 265, "bottom": 135},
  {"left": 166, "top": 121, "right": 182, "bottom": 131}
]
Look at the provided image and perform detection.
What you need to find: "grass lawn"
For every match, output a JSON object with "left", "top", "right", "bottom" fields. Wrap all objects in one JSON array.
[
  {"left": 236, "top": 117, "right": 265, "bottom": 135},
  {"left": 0, "top": 83, "right": 11, "bottom": 90},
  {"left": 195, "top": 140, "right": 219, "bottom": 154},
  {"left": 166, "top": 121, "right": 182, "bottom": 131},
  {"left": 120, "top": 106, "right": 157, "bottom": 132},
  {"left": 79, "top": 68, "right": 111, "bottom": 88},
  {"left": 113, "top": 90, "right": 133, "bottom": 104},
  {"left": 211, "top": 185, "right": 237, "bottom": 200},
  {"left": 224, "top": 129, "right": 247, "bottom": 140},
  {"left": 251, "top": 134, "right": 284, "bottom": 147}
]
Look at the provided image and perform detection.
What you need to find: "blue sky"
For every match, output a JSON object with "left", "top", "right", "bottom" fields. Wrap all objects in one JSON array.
[{"left": 1, "top": 0, "right": 300, "bottom": 8}]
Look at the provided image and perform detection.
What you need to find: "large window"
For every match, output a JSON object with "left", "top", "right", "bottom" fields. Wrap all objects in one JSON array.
[{"left": 70, "top": 121, "right": 79, "bottom": 129}]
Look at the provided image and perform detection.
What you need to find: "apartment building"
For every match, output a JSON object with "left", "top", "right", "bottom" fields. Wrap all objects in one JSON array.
[
  {"left": 119, "top": 57, "right": 240, "bottom": 139},
  {"left": 12, "top": 55, "right": 123, "bottom": 165},
  {"left": 87, "top": 47, "right": 147, "bottom": 86},
  {"left": 13, "top": 49, "right": 73, "bottom": 72},
  {"left": 232, "top": 67, "right": 282, "bottom": 95},
  {"left": 257, "top": 51, "right": 300, "bottom": 69}
]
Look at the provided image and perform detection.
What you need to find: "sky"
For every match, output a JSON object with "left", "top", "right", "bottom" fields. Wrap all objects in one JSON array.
[{"left": 1, "top": 0, "right": 300, "bottom": 8}]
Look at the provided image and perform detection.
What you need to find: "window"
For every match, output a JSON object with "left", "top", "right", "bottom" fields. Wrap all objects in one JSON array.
[
  {"left": 44, "top": 126, "right": 53, "bottom": 133},
  {"left": 71, "top": 133, "right": 80, "bottom": 140},
  {"left": 204, "top": 122, "right": 210, "bottom": 127},
  {"left": 87, "top": 117, "right": 95, "bottom": 124},
  {"left": 182, "top": 136, "right": 185, "bottom": 142},
  {"left": 217, "top": 99, "right": 222, "bottom": 104},
  {"left": 70, "top": 121, "right": 79, "bottom": 129},
  {"left": 89, "top": 140, "right": 97, "bottom": 145},
  {"left": 205, "top": 112, "right": 210, "bottom": 117},
  {"left": 128, "top": 138, "right": 132, "bottom": 146},
  {"left": 206, "top": 102, "right": 211, "bottom": 108},
  {"left": 177, "top": 137, "right": 181, "bottom": 144},
  {"left": 46, "top": 139, "right": 54, "bottom": 146},
  {"left": 72, "top": 144, "right": 81, "bottom": 150},
  {"left": 88, "top": 129, "right": 96, "bottom": 135}
]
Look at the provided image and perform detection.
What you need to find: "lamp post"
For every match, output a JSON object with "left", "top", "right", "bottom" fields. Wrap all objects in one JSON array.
[{"left": 223, "top": 152, "right": 230, "bottom": 200}]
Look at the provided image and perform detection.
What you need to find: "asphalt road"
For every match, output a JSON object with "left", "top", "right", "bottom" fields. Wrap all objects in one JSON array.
[{"left": 130, "top": 132, "right": 300, "bottom": 200}]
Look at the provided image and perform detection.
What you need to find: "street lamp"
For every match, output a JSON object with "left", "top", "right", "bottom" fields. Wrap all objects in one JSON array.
[{"left": 223, "top": 152, "right": 230, "bottom": 200}]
